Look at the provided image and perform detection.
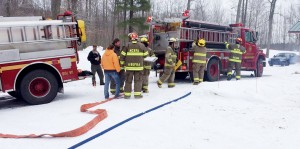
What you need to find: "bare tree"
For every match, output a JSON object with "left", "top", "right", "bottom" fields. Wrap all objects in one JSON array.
[
  {"left": 51, "top": 0, "right": 61, "bottom": 19},
  {"left": 236, "top": 0, "right": 242, "bottom": 23},
  {"left": 266, "top": 0, "right": 277, "bottom": 58}
]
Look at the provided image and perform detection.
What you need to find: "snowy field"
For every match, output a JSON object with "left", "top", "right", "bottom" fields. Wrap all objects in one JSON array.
[{"left": 0, "top": 48, "right": 300, "bottom": 149}]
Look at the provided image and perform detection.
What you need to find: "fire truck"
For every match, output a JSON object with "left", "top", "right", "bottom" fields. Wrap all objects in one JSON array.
[
  {"left": 147, "top": 10, "right": 266, "bottom": 81},
  {"left": 0, "top": 11, "right": 87, "bottom": 104}
]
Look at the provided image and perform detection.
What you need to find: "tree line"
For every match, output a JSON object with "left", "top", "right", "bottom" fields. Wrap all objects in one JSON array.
[{"left": 0, "top": 0, "right": 299, "bottom": 56}]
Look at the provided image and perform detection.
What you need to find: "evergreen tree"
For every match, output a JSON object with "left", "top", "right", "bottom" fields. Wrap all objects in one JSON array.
[{"left": 117, "top": 0, "right": 151, "bottom": 37}]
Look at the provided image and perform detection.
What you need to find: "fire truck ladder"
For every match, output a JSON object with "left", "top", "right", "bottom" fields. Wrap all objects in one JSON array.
[
  {"left": 0, "top": 20, "right": 79, "bottom": 45},
  {"left": 180, "top": 27, "right": 238, "bottom": 44}
]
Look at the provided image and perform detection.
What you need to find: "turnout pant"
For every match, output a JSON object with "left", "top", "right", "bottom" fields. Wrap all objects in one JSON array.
[
  {"left": 110, "top": 69, "right": 125, "bottom": 93},
  {"left": 124, "top": 71, "right": 143, "bottom": 97},
  {"left": 91, "top": 64, "right": 104, "bottom": 84},
  {"left": 192, "top": 63, "right": 205, "bottom": 83},
  {"left": 142, "top": 69, "right": 151, "bottom": 91},
  {"left": 227, "top": 62, "right": 241, "bottom": 79},
  {"left": 158, "top": 67, "right": 175, "bottom": 87}
]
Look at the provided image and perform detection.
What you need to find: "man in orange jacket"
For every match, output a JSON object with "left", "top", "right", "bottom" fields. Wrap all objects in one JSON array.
[{"left": 101, "top": 44, "right": 121, "bottom": 99}]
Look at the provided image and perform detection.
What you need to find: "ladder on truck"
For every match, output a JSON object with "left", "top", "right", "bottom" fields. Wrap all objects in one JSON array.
[
  {"left": 0, "top": 20, "right": 79, "bottom": 45},
  {"left": 180, "top": 27, "right": 238, "bottom": 44}
]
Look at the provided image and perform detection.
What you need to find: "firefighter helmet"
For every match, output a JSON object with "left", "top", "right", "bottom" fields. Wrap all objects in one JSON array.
[
  {"left": 168, "top": 38, "right": 177, "bottom": 43},
  {"left": 197, "top": 38, "right": 206, "bottom": 47},
  {"left": 140, "top": 37, "right": 148, "bottom": 43},
  {"left": 128, "top": 32, "right": 138, "bottom": 40},
  {"left": 236, "top": 38, "right": 242, "bottom": 44}
]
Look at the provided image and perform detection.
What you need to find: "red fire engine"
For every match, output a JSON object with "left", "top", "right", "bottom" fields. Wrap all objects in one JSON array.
[
  {"left": 147, "top": 10, "right": 266, "bottom": 81},
  {"left": 0, "top": 11, "right": 87, "bottom": 104}
]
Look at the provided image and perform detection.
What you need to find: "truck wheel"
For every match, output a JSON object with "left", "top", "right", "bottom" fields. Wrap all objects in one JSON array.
[
  {"left": 19, "top": 70, "right": 58, "bottom": 105},
  {"left": 285, "top": 61, "right": 290, "bottom": 66},
  {"left": 206, "top": 59, "right": 220, "bottom": 82},
  {"left": 175, "top": 72, "right": 188, "bottom": 80},
  {"left": 255, "top": 58, "right": 264, "bottom": 77}
]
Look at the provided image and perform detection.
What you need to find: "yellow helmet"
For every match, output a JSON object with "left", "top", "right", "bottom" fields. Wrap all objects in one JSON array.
[
  {"left": 197, "top": 38, "right": 206, "bottom": 47},
  {"left": 140, "top": 37, "right": 148, "bottom": 43},
  {"left": 168, "top": 38, "right": 177, "bottom": 43}
]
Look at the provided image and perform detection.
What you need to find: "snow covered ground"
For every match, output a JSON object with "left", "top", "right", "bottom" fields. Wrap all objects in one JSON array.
[{"left": 1, "top": 48, "right": 300, "bottom": 149}]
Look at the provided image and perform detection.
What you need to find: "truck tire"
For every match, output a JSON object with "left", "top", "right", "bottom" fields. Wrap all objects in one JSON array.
[
  {"left": 255, "top": 58, "right": 264, "bottom": 77},
  {"left": 19, "top": 69, "right": 58, "bottom": 105},
  {"left": 285, "top": 61, "right": 290, "bottom": 66},
  {"left": 175, "top": 72, "right": 188, "bottom": 80},
  {"left": 206, "top": 59, "right": 220, "bottom": 82}
]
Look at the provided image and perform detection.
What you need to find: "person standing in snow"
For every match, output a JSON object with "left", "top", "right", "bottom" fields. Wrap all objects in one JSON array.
[
  {"left": 157, "top": 38, "right": 177, "bottom": 88},
  {"left": 87, "top": 45, "right": 105, "bottom": 86},
  {"left": 110, "top": 38, "right": 126, "bottom": 94},
  {"left": 140, "top": 37, "right": 155, "bottom": 93},
  {"left": 120, "top": 32, "right": 148, "bottom": 99},
  {"left": 101, "top": 44, "right": 121, "bottom": 99},
  {"left": 192, "top": 38, "right": 207, "bottom": 85},
  {"left": 225, "top": 38, "right": 246, "bottom": 81}
]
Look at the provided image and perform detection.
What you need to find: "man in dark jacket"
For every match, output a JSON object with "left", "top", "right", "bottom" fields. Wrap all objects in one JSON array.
[
  {"left": 110, "top": 38, "right": 126, "bottom": 94},
  {"left": 87, "top": 45, "right": 104, "bottom": 86}
]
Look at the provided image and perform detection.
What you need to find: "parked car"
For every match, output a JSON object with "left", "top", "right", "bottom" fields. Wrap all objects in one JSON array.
[{"left": 268, "top": 53, "right": 297, "bottom": 66}]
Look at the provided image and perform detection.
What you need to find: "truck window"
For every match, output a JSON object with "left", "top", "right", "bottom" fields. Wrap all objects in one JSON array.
[{"left": 245, "top": 31, "right": 254, "bottom": 43}]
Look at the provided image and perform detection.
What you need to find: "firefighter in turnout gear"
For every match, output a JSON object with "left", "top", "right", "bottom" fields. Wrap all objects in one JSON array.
[
  {"left": 120, "top": 33, "right": 148, "bottom": 99},
  {"left": 192, "top": 38, "right": 207, "bottom": 85},
  {"left": 140, "top": 37, "right": 155, "bottom": 93},
  {"left": 110, "top": 38, "right": 125, "bottom": 94},
  {"left": 157, "top": 38, "right": 177, "bottom": 88},
  {"left": 225, "top": 38, "right": 246, "bottom": 81}
]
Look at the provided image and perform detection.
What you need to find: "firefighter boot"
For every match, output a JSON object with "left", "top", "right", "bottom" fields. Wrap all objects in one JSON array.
[
  {"left": 157, "top": 80, "right": 162, "bottom": 88},
  {"left": 193, "top": 82, "right": 199, "bottom": 85},
  {"left": 227, "top": 75, "right": 232, "bottom": 81},
  {"left": 143, "top": 89, "right": 149, "bottom": 93},
  {"left": 124, "top": 96, "right": 131, "bottom": 99},
  {"left": 134, "top": 95, "right": 143, "bottom": 99},
  {"left": 92, "top": 81, "right": 96, "bottom": 86}
]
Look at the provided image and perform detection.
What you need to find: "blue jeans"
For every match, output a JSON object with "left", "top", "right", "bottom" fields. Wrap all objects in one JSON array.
[{"left": 104, "top": 71, "right": 120, "bottom": 99}]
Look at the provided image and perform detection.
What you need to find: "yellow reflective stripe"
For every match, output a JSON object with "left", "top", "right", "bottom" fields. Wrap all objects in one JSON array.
[
  {"left": 121, "top": 51, "right": 126, "bottom": 56},
  {"left": 144, "top": 66, "right": 151, "bottom": 69},
  {"left": 192, "top": 60, "right": 206, "bottom": 63},
  {"left": 125, "top": 67, "right": 144, "bottom": 71},
  {"left": 199, "top": 79, "right": 203, "bottom": 82},
  {"left": 194, "top": 78, "right": 200, "bottom": 81},
  {"left": 236, "top": 76, "right": 241, "bottom": 79},
  {"left": 231, "top": 50, "right": 243, "bottom": 55},
  {"left": 118, "top": 56, "right": 120, "bottom": 59},
  {"left": 126, "top": 52, "right": 144, "bottom": 56},
  {"left": 157, "top": 79, "right": 163, "bottom": 84},
  {"left": 165, "top": 63, "right": 172, "bottom": 66},
  {"left": 132, "top": 41, "right": 137, "bottom": 43},
  {"left": 167, "top": 59, "right": 173, "bottom": 62},
  {"left": 134, "top": 92, "right": 142, "bottom": 96},
  {"left": 226, "top": 43, "right": 229, "bottom": 49},
  {"left": 120, "top": 67, "right": 124, "bottom": 70},
  {"left": 171, "top": 55, "right": 177, "bottom": 57},
  {"left": 124, "top": 92, "right": 131, "bottom": 96},
  {"left": 110, "top": 89, "right": 116, "bottom": 91},
  {"left": 229, "top": 59, "right": 241, "bottom": 63},
  {"left": 144, "top": 51, "right": 149, "bottom": 56},
  {"left": 194, "top": 53, "right": 206, "bottom": 56},
  {"left": 227, "top": 72, "right": 232, "bottom": 75},
  {"left": 120, "top": 88, "right": 124, "bottom": 91},
  {"left": 143, "top": 86, "right": 148, "bottom": 89},
  {"left": 120, "top": 61, "right": 125, "bottom": 64},
  {"left": 168, "top": 83, "right": 175, "bottom": 86}
]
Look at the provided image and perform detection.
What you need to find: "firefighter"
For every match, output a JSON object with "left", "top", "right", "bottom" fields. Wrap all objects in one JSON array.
[
  {"left": 140, "top": 37, "right": 155, "bottom": 93},
  {"left": 87, "top": 45, "right": 105, "bottom": 86},
  {"left": 157, "top": 38, "right": 177, "bottom": 88},
  {"left": 110, "top": 38, "right": 125, "bottom": 94},
  {"left": 225, "top": 38, "right": 246, "bottom": 81},
  {"left": 120, "top": 33, "right": 148, "bottom": 99},
  {"left": 192, "top": 38, "right": 207, "bottom": 85}
]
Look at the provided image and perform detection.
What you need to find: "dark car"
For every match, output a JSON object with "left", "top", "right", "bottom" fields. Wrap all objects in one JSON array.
[{"left": 268, "top": 53, "right": 297, "bottom": 66}]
